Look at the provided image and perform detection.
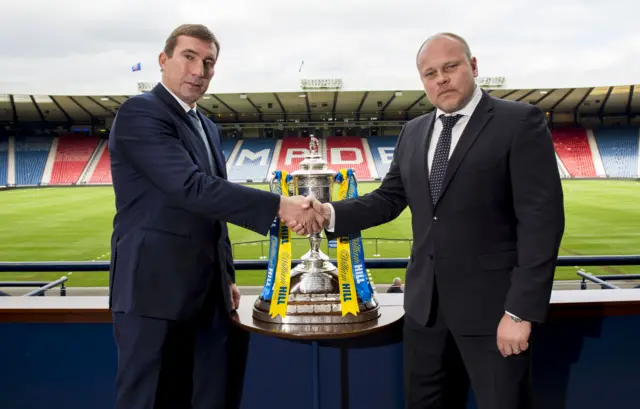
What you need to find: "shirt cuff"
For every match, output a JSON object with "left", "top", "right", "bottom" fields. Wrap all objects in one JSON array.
[
  {"left": 505, "top": 311, "right": 521, "bottom": 320},
  {"left": 326, "top": 203, "right": 336, "bottom": 232}
]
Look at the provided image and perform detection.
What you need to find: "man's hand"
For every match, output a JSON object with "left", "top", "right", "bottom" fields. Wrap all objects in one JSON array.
[
  {"left": 279, "top": 196, "right": 325, "bottom": 235},
  {"left": 496, "top": 313, "right": 531, "bottom": 357},
  {"left": 279, "top": 195, "right": 312, "bottom": 225},
  {"left": 229, "top": 283, "right": 241, "bottom": 310},
  {"left": 289, "top": 199, "right": 331, "bottom": 236}
]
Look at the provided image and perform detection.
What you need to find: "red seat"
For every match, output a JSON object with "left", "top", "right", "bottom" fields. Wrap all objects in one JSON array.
[
  {"left": 89, "top": 149, "right": 112, "bottom": 184},
  {"left": 325, "top": 137, "right": 373, "bottom": 180},
  {"left": 50, "top": 135, "right": 100, "bottom": 185},
  {"left": 552, "top": 128, "right": 596, "bottom": 177}
]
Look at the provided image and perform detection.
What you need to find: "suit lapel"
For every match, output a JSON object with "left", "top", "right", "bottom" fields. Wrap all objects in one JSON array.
[
  {"left": 420, "top": 112, "right": 436, "bottom": 210},
  {"left": 199, "top": 113, "right": 227, "bottom": 178},
  {"left": 151, "top": 84, "right": 220, "bottom": 176},
  {"left": 438, "top": 92, "right": 494, "bottom": 201}
]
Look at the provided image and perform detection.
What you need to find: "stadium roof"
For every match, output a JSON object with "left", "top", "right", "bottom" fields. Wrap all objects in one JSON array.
[{"left": 0, "top": 84, "right": 638, "bottom": 124}]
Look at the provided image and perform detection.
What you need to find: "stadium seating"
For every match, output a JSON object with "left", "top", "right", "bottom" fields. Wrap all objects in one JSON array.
[
  {"left": 14, "top": 136, "right": 52, "bottom": 185},
  {"left": 367, "top": 136, "right": 398, "bottom": 179},
  {"left": 551, "top": 128, "right": 597, "bottom": 177},
  {"left": 274, "top": 137, "right": 316, "bottom": 175},
  {"left": 0, "top": 138, "right": 8, "bottom": 186},
  {"left": 88, "top": 148, "right": 112, "bottom": 184},
  {"left": 227, "top": 139, "right": 276, "bottom": 182},
  {"left": 593, "top": 128, "right": 639, "bottom": 178},
  {"left": 325, "top": 137, "right": 374, "bottom": 180},
  {"left": 4, "top": 128, "right": 638, "bottom": 188},
  {"left": 50, "top": 135, "right": 100, "bottom": 185},
  {"left": 222, "top": 139, "right": 237, "bottom": 161}
]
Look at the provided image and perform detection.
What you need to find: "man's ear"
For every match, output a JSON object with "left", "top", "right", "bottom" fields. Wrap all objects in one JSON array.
[{"left": 158, "top": 52, "right": 168, "bottom": 72}]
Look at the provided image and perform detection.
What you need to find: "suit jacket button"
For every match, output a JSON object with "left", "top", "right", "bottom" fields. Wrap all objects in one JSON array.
[{"left": 433, "top": 216, "right": 438, "bottom": 221}]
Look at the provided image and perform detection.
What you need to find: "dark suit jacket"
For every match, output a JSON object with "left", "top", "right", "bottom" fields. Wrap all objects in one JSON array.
[
  {"left": 330, "top": 91, "right": 565, "bottom": 334},
  {"left": 108, "top": 84, "right": 280, "bottom": 322}
]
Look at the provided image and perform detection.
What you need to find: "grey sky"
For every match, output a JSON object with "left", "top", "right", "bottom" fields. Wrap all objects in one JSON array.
[{"left": 0, "top": 0, "right": 638, "bottom": 95}]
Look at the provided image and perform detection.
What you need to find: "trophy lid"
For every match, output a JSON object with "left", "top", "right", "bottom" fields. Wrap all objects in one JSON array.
[{"left": 291, "top": 135, "right": 335, "bottom": 176}]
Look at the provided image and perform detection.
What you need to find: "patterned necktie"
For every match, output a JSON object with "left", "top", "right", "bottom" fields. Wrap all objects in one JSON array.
[
  {"left": 429, "top": 114, "right": 462, "bottom": 206},
  {"left": 187, "top": 109, "right": 215, "bottom": 173}
]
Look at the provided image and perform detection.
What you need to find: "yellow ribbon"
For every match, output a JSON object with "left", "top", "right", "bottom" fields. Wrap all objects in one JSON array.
[
  {"left": 269, "top": 172, "right": 293, "bottom": 318},
  {"left": 334, "top": 169, "right": 360, "bottom": 316}
]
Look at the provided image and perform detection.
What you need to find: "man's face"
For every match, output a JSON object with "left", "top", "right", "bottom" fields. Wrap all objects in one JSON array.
[
  {"left": 417, "top": 37, "right": 478, "bottom": 113},
  {"left": 159, "top": 35, "right": 218, "bottom": 106}
]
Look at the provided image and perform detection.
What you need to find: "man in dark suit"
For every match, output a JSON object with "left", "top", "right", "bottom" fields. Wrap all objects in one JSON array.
[
  {"left": 108, "top": 24, "right": 319, "bottom": 409},
  {"left": 292, "top": 32, "right": 565, "bottom": 408}
]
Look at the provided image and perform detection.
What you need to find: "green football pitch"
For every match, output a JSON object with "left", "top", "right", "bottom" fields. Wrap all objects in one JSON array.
[{"left": 0, "top": 180, "right": 638, "bottom": 286}]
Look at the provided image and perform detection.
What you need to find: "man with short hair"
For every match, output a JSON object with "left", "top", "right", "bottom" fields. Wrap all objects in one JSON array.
[
  {"left": 387, "top": 277, "right": 404, "bottom": 293},
  {"left": 294, "top": 32, "right": 565, "bottom": 408},
  {"left": 109, "top": 24, "right": 320, "bottom": 409}
]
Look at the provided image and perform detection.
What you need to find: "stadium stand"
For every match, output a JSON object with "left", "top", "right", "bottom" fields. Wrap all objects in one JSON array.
[
  {"left": 551, "top": 128, "right": 597, "bottom": 178},
  {"left": 325, "top": 136, "right": 374, "bottom": 180},
  {"left": 4, "top": 128, "right": 639, "bottom": 188},
  {"left": 593, "top": 128, "right": 639, "bottom": 178},
  {"left": 274, "top": 137, "right": 316, "bottom": 175},
  {"left": 221, "top": 139, "right": 237, "bottom": 161},
  {"left": 0, "top": 137, "right": 8, "bottom": 186},
  {"left": 88, "top": 147, "right": 112, "bottom": 184},
  {"left": 14, "top": 136, "right": 52, "bottom": 185},
  {"left": 367, "top": 136, "right": 398, "bottom": 179},
  {"left": 227, "top": 139, "right": 276, "bottom": 182},
  {"left": 50, "top": 135, "right": 100, "bottom": 185}
]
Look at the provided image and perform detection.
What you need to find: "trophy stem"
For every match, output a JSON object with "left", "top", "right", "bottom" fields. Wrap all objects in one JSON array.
[{"left": 309, "top": 231, "right": 321, "bottom": 255}]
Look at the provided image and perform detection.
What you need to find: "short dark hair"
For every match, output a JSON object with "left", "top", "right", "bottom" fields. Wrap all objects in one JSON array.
[
  {"left": 164, "top": 24, "right": 220, "bottom": 58},
  {"left": 416, "top": 32, "right": 472, "bottom": 63}
]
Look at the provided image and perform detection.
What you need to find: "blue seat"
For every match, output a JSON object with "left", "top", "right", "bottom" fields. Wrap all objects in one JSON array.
[
  {"left": 14, "top": 136, "right": 52, "bottom": 185},
  {"left": 367, "top": 136, "right": 398, "bottom": 179},
  {"left": 227, "top": 139, "right": 276, "bottom": 182},
  {"left": 594, "top": 128, "right": 639, "bottom": 178},
  {"left": 0, "top": 137, "right": 8, "bottom": 186}
]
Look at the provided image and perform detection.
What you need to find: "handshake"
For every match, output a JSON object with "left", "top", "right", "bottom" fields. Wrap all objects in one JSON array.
[{"left": 278, "top": 196, "right": 331, "bottom": 236}]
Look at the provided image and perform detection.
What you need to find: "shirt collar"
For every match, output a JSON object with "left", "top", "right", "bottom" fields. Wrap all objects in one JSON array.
[
  {"left": 435, "top": 84, "right": 482, "bottom": 119},
  {"left": 160, "top": 82, "right": 197, "bottom": 113}
]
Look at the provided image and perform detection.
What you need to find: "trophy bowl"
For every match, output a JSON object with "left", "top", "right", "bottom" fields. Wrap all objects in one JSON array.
[{"left": 252, "top": 136, "right": 380, "bottom": 325}]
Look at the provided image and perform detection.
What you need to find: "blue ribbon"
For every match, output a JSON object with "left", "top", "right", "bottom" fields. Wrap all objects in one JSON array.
[
  {"left": 261, "top": 170, "right": 290, "bottom": 301},
  {"left": 336, "top": 169, "right": 374, "bottom": 303}
]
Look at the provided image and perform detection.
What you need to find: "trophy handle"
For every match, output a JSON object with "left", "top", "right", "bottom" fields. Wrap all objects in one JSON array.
[
  {"left": 269, "top": 174, "right": 278, "bottom": 193},
  {"left": 270, "top": 172, "right": 295, "bottom": 196}
]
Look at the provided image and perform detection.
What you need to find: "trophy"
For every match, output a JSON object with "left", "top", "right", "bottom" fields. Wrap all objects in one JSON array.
[{"left": 252, "top": 135, "right": 380, "bottom": 326}]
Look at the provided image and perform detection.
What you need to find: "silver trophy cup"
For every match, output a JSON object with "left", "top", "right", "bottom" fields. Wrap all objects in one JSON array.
[{"left": 252, "top": 135, "right": 380, "bottom": 325}]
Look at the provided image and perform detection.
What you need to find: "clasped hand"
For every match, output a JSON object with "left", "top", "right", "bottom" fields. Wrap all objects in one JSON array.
[{"left": 278, "top": 196, "right": 331, "bottom": 235}]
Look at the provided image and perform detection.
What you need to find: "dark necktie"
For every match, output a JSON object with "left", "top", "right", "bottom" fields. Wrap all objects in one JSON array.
[
  {"left": 429, "top": 114, "right": 462, "bottom": 206},
  {"left": 187, "top": 109, "right": 215, "bottom": 173}
]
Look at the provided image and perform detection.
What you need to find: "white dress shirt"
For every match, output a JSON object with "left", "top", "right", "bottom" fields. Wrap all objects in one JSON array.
[
  {"left": 160, "top": 82, "right": 196, "bottom": 113},
  {"left": 323, "top": 85, "right": 522, "bottom": 321}
]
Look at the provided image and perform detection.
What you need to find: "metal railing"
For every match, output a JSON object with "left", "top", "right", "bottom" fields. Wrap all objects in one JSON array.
[
  {"left": 576, "top": 269, "right": 620, "bottom": 289},
  {"left": 0, "top": 255, "right": 638, "bottom": 294},
  {"left": 22, "top": 277, "right": 68, "bottom": 297},
  {"left": 0, "top": 281, "right": 49, "bottom": 296},
  {"left": 0, "top": 255, "right": 639, "bottom": 272},
  {"left": 0, "top": 277, "right": 68, "bottom": 297},
  {"left": 577, "top": 269, "right": 640, "bottom": 290}
]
